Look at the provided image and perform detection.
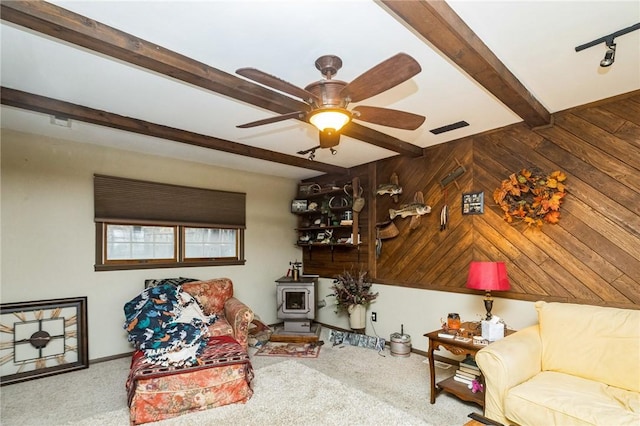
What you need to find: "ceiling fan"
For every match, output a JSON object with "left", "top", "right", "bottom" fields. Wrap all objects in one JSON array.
[{"left": 236, "top": 53, "right": 426, "bottom": 157}]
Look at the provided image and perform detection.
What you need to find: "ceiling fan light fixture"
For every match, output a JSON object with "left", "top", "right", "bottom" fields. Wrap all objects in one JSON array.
[{"left": 308, "top": 109, "right": 351, "bottom": 132}]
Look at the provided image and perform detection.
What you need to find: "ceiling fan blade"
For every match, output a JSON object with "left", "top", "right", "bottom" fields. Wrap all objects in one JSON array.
[
  {"left": 352, "top": 106, "right": 425, "bottom": 130},
  {"left": 237, "top": 68, "right": 319, "bottom": 103},
  {"left": 340, "top": 53, "right": 421, "bottom": 103},
  {"left": 237, "top": 111, "right": 305, "bottom": 128}
]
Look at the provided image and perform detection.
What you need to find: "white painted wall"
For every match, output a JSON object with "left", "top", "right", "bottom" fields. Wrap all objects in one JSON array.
[
  {"left": 1, "top": 129, "right": 541, "bottom": 360},
  {"left": 0, "top": 129, "right": 301, "bottom": 359},
  {"left": 317, "top": 279, "right": 539, "bottom": 353}
]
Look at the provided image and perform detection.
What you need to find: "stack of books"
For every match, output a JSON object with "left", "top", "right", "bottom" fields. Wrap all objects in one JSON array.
[{"left": 453, "top": 356, "right": 481, "bottom": 385}]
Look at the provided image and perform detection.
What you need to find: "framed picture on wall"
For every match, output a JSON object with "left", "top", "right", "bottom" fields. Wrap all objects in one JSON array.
[
  {"left": 462, "top": 191, "right": 484, "bottom": 215},
  {"left": 0, "top": 297, "right": 89, "bottom": 386}
]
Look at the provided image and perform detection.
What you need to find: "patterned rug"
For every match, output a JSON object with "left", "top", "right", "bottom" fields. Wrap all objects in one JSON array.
[{"left": 254, "top": 341, "right": 321, "bottom": 358}]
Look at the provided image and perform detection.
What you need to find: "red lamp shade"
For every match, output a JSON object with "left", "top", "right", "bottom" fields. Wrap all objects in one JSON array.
[
  {"left": 466, "top": 261, "right": 510, "bottom": 320},
  {"left": 466, "top": 261, "right": 511, "bottom": 291}
]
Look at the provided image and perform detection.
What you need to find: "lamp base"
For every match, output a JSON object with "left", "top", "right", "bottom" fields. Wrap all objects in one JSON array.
[{"left": 483, "top": 291, "right": 494, "bottom": 320}]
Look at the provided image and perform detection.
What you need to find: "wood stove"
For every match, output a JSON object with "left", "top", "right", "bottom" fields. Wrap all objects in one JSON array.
[{"left": 275, "top": 275, "right": 318, "bottom": 333}]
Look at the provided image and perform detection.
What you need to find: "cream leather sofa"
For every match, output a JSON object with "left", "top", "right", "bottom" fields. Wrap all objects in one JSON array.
[{"left": 475, "top": 301, "right": 639, "bottom": 426}]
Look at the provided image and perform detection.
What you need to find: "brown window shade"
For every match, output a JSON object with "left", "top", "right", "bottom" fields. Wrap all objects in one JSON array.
[{"left": 94, "top": 174, "right": 245, "bottom": 228}]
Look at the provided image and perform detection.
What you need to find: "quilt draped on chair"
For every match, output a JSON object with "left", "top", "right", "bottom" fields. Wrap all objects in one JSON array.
[{"left": 123, "top": 283, "right": 217, "bottom": 367}]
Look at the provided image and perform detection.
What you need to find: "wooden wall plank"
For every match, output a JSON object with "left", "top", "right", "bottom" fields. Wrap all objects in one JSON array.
[{"left": 552, "top": 113, "right": 640, "bottom": 172}]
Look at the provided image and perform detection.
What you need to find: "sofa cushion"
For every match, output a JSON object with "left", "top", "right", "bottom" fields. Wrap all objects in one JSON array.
[
  {"left": 182, "top": 278, "right": 234, "bottom": 315},
  {"left": 505, "top": 371, "right": 639, "bottom": 426},
  {"left": 536, "top": 301, "right": 640, "bottom": 392},
  {"left": 208, "top": 317, "right": 234, "bottom": 338}
]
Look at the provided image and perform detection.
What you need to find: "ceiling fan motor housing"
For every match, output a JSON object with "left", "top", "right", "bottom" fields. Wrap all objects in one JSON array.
[{"left": 305, "top": 80, "right": 349, "bottom": 108}]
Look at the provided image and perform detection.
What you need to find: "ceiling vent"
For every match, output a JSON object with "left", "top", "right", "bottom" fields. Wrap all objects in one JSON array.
[{"left": 429, "top": 120, "right": 469, "bottom": 135}]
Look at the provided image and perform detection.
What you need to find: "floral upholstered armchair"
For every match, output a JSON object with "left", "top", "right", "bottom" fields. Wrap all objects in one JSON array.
[
  {"left": 181, "top": 277, "right": 254, "bottom": 349},
  {"left": 126, "top": 277, "right": 255, "bottom": 425}
]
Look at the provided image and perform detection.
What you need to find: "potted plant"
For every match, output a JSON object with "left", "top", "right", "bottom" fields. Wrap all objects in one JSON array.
[{"left": 328, "top": 269, "right": 378, "bottom": 330}]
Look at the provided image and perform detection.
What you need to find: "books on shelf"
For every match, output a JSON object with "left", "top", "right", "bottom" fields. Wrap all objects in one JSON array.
[
  {"left": 459, "top": 361, "right": 480, "bottom": 371},
  {"left": 456, "top": 368, "right": 480, "bottom": 379},
  {"left": 453, "top": 374, "right": 473, "bottom": 385}
]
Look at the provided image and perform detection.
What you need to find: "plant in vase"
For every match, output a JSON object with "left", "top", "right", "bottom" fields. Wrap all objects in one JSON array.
[{"left": 328, "top": 269, "right": 378, "bottom": 330}]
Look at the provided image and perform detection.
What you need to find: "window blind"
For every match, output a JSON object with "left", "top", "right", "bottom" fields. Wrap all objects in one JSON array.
[{"left": 94, "top": 174, "right": 246, "bottom": 228}]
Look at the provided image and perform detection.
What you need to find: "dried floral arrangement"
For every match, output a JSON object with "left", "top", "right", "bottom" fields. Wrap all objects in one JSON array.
[
  {"left": 328, "top": 269, "right": 378, "bottom": 313},
  {"left": 493, "top": 168, "right": 567, "bottom": 228}
]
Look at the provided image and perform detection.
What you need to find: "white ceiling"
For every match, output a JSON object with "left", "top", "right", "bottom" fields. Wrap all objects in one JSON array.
[{"left": 2, "top": 1, "right": 639, "bottom": 180}]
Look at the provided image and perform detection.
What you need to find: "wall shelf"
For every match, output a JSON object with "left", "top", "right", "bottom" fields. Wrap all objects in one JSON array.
[{"left": 292, "top": 177, "right": 361, "bottom": 253}]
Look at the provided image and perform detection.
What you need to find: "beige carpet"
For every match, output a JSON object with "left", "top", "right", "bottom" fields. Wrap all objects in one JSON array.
[
  {"left": 68, "top": 360, "right": 428, "bottom": 425},
  {"left": 0, "top": 327, "right": 481, "bottom": 425}
]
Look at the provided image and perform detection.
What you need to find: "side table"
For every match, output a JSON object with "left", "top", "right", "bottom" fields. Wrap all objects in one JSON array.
[{"left": 425, "top": 322, "right": 515, "bottom": 407}]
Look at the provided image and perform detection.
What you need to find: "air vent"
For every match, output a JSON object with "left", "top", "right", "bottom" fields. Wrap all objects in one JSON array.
[{"left": 429, "top": 120, "right": 469, "bottom": 135}]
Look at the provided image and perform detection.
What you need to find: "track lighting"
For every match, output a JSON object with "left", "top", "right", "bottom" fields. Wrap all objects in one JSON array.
[
  {"left": 600, "top": 42, "right": 616, "bottom": 67},
  {"left": 330, "top": 148, "right": 337, "bottom": 155},
  {"left": 575, "top": 22, "right": 640, "bottom": 68}
]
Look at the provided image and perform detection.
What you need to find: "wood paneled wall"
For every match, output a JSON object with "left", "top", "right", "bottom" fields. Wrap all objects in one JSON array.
[{"left": 304, "top": 91, "right": 639, "bottom": 310}]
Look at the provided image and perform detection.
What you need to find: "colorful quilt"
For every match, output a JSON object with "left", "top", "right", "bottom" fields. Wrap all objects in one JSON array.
[{"left": 123, "top": 284, "right": 217, "bottom": 367}]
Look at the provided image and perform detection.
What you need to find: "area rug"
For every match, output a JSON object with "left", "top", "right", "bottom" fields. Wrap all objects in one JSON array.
[
  {"left": 255, "top": 341, "right": 321, "bottom": 358},
  {"left": 65, "top": 360, "right": 430, "bottom": 425}
]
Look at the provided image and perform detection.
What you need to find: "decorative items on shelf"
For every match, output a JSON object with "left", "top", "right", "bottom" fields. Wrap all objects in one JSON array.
[
  {"left": 292, "top": 177, "right": 362, "bottom": 249},
  {"left": 493, "top": 168, "right": 567, "bottom": 227},
  {"left": 297, "top": 182, "right": 321, "bottom": 197},
  {"left": 291, "top": 199, "right": 308, "bottom": 213},
  {"left": 327, "top": 269, "right": 378, "bottom": 330}
]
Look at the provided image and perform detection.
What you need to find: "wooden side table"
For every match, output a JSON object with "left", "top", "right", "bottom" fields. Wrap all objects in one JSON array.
[{"left": 425, "top": 322, "right": 515, "bottom": 407}]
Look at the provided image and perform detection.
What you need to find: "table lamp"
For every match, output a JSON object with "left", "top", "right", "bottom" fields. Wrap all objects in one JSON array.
[{"left": 465, "top": 261, "right": 511, "bottom": 320}]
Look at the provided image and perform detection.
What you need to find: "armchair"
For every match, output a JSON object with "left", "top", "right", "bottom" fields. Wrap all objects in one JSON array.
[
  {"left": 476, "top": 301, "right": 639, "bottom": 426},
  {"left": 127, "top": 278, "right": 255, "bottom": 425},
  {"left": 182, "top": 278, "right": 254, "bottom": 349}
]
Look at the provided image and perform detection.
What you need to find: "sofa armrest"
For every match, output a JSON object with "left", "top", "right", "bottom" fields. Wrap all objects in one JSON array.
[
  {"left": 223, "top": 297, "right": 254, "bottom": 350},
  {"left": 476, "top": 325, "right": 542, "bottom": 425}
]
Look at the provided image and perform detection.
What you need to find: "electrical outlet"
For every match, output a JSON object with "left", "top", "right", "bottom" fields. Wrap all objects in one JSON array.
[{"left": 371, "top": 312, "right": 377, "bottom": 322}]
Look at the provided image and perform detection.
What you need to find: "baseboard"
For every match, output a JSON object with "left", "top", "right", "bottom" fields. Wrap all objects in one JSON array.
[{"left": 89, "top": 351, "right": 133, "bottom": 365}]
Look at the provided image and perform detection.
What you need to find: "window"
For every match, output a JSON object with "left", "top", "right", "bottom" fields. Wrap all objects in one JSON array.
[
  {"left": 105, "top": 225, "right": 176, "bottom": 262},
  {"left": 184, "top": 227, "right": 238, "bottom": 260},
  {"left": 94, "top": 175, "right": 245, "bottom": 271}
]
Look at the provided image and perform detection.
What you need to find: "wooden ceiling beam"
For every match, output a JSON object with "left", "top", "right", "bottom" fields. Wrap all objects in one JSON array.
[
  {"left": 1, "top": 87, "right": 349, "bottom": 176},
  {"left": 380, "top": 0, "right": 551, "bottom": 128},
  {"left": 1, "top": 0, "right": 423, "bottom": 158}
]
